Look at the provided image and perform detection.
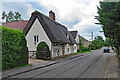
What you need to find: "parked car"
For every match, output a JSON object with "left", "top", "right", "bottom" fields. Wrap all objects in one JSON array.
[{"left": 103, "top": 47, "right": 110, "bottom": 53}]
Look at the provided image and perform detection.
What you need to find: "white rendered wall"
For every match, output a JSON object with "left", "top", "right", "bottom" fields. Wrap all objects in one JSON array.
[
  {"left": 64, "top": 44, "right": 74, "bottom": 55},
  {"left": 51, "top": 43, "right": 63, "bottom": 58},
  {"left": 26, "top": 18, "right": 52, "bottom": 51}
]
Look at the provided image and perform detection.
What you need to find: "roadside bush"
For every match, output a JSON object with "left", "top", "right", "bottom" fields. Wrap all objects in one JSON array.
[
  {"left": 2, "top": 26, "right": 28, "bottom": 70},
  {"left": 79, "top": 45, "right": 90, "bottom": 52},
  {"left": 36, "top": 42, "right": 50, "bottom": 59}
]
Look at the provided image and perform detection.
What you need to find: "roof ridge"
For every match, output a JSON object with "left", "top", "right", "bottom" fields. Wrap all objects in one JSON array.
[{"left": 38, "top": 11, "right": 68, "bottom": 29}]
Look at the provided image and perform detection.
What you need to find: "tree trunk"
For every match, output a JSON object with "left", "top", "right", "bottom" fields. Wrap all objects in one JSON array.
[{"left": 118, "top": 47, "right": 120, "bottom": 58}]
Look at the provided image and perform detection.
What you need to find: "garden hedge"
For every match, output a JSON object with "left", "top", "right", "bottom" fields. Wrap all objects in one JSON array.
[
  {"left": 36, "top": 42, "right": 50, "bottom": 59},
  {"left": 1, "top": 26, "right": 28, "bottom": 70}
]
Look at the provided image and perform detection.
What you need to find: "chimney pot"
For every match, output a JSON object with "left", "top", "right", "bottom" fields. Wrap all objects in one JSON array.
[{"left": 49, "top": 10, "right": 55, "bottom": 21}]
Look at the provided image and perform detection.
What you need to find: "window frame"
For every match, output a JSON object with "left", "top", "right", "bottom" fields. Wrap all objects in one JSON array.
[{"left": 34, "top": 35, "right": 39, "bottom": 43}]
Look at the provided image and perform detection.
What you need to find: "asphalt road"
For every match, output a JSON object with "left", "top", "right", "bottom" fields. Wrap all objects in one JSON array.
[{"left": 10, "top": 48, "right": 109, "bottom": 78}]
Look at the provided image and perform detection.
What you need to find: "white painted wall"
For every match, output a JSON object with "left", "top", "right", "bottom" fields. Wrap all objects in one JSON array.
[
  {"left": 26, "top": 18, "right": 52, "bottom": 51},
  {"left": 73, "top": 44, "right": 77, "bottom": 53},
  {"left": 64, "top": 44, "right": 74, "bottom": 55},
  {"left": 75, "top": 32, "right": 79, "bottom": 44},
  {"left": 51, "top": 43, "right": 63, "bottom": 58}
]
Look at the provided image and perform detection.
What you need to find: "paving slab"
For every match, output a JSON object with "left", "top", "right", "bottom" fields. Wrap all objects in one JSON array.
[
  {"left": 2, "top": 59, "right": 58, "bottom": 78},
  {"left": 106, "top": 50, "right": 120, "bottom": 79}
]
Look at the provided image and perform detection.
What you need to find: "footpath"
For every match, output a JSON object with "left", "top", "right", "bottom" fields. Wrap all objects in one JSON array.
[
  {"left": 105, "top": 49, "right": 120, "bottom": 79},
  {"left": 2, "top": 59, "right": 58, "bottom": 78}
]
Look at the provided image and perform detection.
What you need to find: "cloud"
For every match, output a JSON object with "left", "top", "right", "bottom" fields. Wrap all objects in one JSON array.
[
  {"left": 1, "top": 0, "right": 105, "bottom": 41},
  {"left": 1, "top": 2, "right": 34, "bottom": 20},
  {"left": 38, "top": 0, "right": 104, "bottom": 41}
]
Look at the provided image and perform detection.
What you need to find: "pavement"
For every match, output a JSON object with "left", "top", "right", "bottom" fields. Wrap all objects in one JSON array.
[
  {"left": 105, "top": 50, "right": 120, "bottom": 78},
  {"left": 2, "top": 59, "right": 58, "bottom": 78},
  {"left": 2, "top": 48, "right": 120, "bottom": 79}
]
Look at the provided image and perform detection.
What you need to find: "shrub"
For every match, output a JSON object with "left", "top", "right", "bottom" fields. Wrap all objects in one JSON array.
[
  {"left": 36, "top": 42, "right": 50, "bottom": 60},
  {"left": 79, "top": 45, "right": 90, "bottom": 52},
  {"left": 2, "top": 26, "right": 28, "bottom": 70}
]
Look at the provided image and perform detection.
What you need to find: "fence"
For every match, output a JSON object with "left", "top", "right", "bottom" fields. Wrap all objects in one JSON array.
[
  {"left": 28, "top": 51, "right": 37, "bottom": 58},
  {"left": 28, "top": 50, "right": 49, "bottom": 60}
]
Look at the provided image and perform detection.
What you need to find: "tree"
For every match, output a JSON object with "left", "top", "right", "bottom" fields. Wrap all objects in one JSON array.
[
  {"left": 104, "top": 37, "right": 113, "bottom": 47},
  {"left": 1, "top": 11, "right": 7, "bottom": 22},
  {"left": 14, "top": 12, "right": 23, "bottom": 21},
  {"left": 7, "top": 11, "right": 14, "bottom": 22},
  {"left": 95, "top": 2, "right": 120, "bottom": 55},
  {"left": 89, "top": 36, "right": 104, "bottom": 50},
  {"left": 1, "top": 11, "right": 23, "bottom": 22}
]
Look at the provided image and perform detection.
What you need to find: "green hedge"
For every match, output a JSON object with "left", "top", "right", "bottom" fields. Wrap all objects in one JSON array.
[
  {"left": 2, "top": 26, "right": 28, "bottom": 70},
  {"left": 80, "top": 45, "right": 90, "bottom": 52},
  {"left": 36, "top": 42, "right": 50, "bottom": 60}
]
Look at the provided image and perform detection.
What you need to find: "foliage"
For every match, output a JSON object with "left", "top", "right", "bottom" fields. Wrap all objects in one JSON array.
[
  {"left": 1, "top": 11, "right": 23, "bottom": 22},
  {"left": 103, "top": 37, "right": 114, "bottom": 47},
  {"left": 78, "top": 36, "right": 90, "bottom": 52},
  {"left": 80, "top": 45, "right": 90, "bottom": 52},
  {"left": 0, "top": 27, "right": 2, "bottom": 71},
  {"left": 95, "top": 2, "right": 120, "bottom": 54},
  {"left": 36, "top": 42, "right": 50, "bottom": 59},
  {"left": 2, "top": 26, "right": 28, "bottom": 70},
  {"left": 89, "top": 36, "right": 104, "bottom": 50}
]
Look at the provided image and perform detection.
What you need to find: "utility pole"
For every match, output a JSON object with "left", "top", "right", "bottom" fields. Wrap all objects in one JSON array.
[{"left": 91, "top": 32, "right": 93, "bottom": 50}]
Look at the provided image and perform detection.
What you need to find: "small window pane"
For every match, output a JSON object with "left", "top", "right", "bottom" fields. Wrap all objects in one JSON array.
[
  {"left": 37, "top": 36, "right": 39, "bottom": 42},
  {"left": 68, "top": 48, "right": 69, "bottom": 52},
  {"left": 34, "top": 36, "right": 36, "bottom": 42}
]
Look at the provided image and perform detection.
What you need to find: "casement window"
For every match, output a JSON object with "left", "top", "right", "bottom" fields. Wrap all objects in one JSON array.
[
  {"left": 34, "top": 35, "right": 39, "bottom": 43},
  {"left": 68, "top": 48, "right": 69, "bottom": 52},
  {"left": 57, "top": 49, "right": 60, "bottom": 56},
  {"left": 74, "top": 46, "right": 76, "bottom": 50},
  {"left": 53, "top": 50, "right": 56, "bottom": 57}
]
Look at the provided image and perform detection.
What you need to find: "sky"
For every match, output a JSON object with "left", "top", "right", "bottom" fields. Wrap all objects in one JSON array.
[{"left": 0, "top": 0, "right": 106, "bottom": 41}]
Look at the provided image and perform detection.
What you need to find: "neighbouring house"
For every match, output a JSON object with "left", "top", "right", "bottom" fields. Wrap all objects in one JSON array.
[
  {"left": 2, "top": 20, "right": 29, "bottom": 31},
  {"left": 2, "top": 10, "right": 78, "bottom": 58},
  {"left": 79, "top": 35, "right": 90, "bottom": 47},
  {"left": 69, "top": 31, "right": 79, "bottom": 52}
]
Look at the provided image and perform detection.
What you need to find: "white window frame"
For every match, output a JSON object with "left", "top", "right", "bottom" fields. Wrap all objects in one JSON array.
[{"left": 34, "top": 35, "right": 39, "bottom": 43}]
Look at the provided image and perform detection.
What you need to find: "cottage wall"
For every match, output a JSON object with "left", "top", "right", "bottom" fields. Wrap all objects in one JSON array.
[
  {"left": 64, "top": 44, "right": 74, "bottom": 55},
  {"left": 75, "top": 33, "right": 79, "bottom": 44},
  {"left": 73, "top": 44, "right": 77, "bottom": 53},
  {"left": 26, "top": 18, "right": 52, "bottom": 51},
  {"left": 51, "top": 44, "right": 63, "bottom": 58}
]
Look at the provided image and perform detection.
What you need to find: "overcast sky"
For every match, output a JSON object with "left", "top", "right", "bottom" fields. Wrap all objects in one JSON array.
[{"left": 1, "top": 0, "right": 105, "bottom": 41}]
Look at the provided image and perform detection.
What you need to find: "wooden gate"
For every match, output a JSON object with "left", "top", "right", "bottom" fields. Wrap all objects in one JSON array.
[
  {"left": 38, "top": 47, "right": 49, "bottom": 60},
  {"left": 29, "top": 47, "right": 50, "bottom": 60}
]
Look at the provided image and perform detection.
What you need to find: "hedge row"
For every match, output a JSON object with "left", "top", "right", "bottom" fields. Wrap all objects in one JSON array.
[
  {"left": 77, "top": 45, "right": 90, "bottom": 52},
  {"left": 36, "top": 42, "right": 50, "bottom": 60},
  {"left": 2, "top": 26, "right": 28, "bottom": 70}
]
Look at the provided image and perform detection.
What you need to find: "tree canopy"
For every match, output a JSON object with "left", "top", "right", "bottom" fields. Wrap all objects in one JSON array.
[
  {"left": 1, "top": 11, "right": 23, "bottom": 22},
  {"left": 95, "top": 2, "right": 120, "bottom": 54}
]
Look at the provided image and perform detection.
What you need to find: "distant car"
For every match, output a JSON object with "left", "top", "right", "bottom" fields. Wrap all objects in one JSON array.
[{"left": 103, "top": 47, "right": 110, "bottom": 53}]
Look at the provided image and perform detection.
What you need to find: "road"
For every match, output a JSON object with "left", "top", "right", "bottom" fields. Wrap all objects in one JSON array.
[{"left": 10, "top": 48, "right": 110, "bottom": 78}]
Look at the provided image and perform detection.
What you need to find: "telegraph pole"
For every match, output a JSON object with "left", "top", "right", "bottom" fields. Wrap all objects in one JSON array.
[{"left": 91, "top": 32, "right": 93, "bottom": 50}]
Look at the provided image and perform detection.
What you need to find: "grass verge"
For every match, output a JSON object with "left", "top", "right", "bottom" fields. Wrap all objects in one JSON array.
[{"left": 74, "top": 50, "right": 91, "bottom": 55}]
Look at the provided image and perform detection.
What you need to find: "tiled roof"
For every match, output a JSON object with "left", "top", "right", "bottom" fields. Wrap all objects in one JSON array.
[{"left": 2, "top": 20, "right": 29, "bottom": 31}]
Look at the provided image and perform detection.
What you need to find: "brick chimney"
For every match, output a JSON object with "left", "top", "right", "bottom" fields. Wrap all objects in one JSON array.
[{"left": 49, "top": 10, "right": 55, "bottom": 21}]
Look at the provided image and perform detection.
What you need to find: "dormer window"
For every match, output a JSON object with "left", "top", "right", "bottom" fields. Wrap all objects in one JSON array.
[{"left": 66, "top": 33, "right": 69, "bottom": 39}]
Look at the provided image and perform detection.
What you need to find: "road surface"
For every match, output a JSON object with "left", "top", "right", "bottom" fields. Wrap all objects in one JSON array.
[{"left": 10, "top": 48, "right": 110, "bottom": 78}]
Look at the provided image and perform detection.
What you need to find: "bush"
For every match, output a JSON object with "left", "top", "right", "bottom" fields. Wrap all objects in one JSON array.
[
  {"left": 2, "top": 26, "right": 28, "bottom": 70},
  {"left": 36, "top": 42, "right": 50, "bottom": 59},
  {"left": 78, "top": 45, "right": 90, "bottom": 53}
]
